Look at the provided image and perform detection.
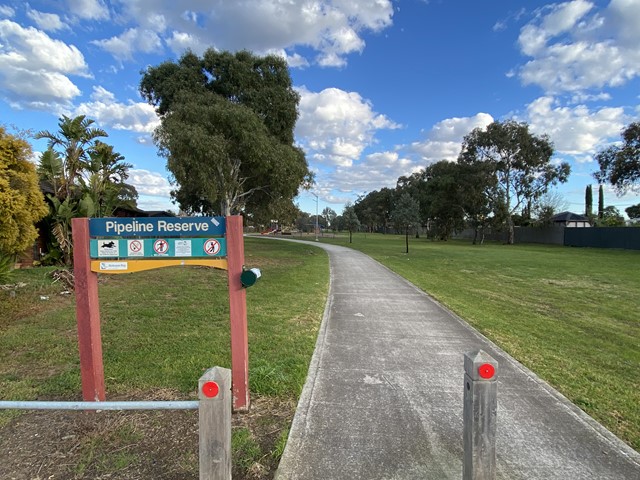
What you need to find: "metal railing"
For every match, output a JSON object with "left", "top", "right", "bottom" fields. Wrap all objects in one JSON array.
[{"left": 0, "top": 366, "right": 232, "bottom": 480}]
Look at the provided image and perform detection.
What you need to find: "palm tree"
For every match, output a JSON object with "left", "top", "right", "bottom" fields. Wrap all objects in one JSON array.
[
  {"left": 80, "top": 141, "right": 135, "bottom": 217},
  {"left": 35, "top": 115, "right": 108, "bottom": 199},
  {"left": 36, "top": 147, "right": 63, "bottom": 194}
]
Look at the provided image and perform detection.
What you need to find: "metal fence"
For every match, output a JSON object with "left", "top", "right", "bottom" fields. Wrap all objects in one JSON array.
[
  {"left": 456, "top": 226, "right": 640, "bottom": 250},
  {"left": 0, "top": 366, "right": 232, "bottom": 480}
]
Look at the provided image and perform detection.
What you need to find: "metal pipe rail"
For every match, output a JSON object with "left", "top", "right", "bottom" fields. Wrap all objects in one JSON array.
[
  {"left": 0, "top": 367, "right": 232, "bottom": 479},
  {"left": 0, "top": 400, "right": 199, "bottom": 411}
]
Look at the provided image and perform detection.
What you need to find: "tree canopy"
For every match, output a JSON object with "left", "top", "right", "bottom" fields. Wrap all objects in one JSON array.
[
  {"left": 35, "top": 115, "right": 136, "bottom": 265},
  {"left": 594, "top": 122, "right": 640, "bottom": 194},
  {"left": 625, "top": 204, "right": 640, "bottom": 221},
  {"left": 0, "top": 126, "right": 48, "bottom": 257},
  {"left": 140, "top": 49, "right": 311, "bottom": 216},
  {"left": 459, "top": 120, "right": 570, "bottom": 244},
  {"left": 35, "top": 115, "right": 108, "bottom": 199},
  {"left": 391, "top": 192, "right": 420, "bottom": 253},
  {"left": 342, "top": 203, "right": 360, "bottom": 244}
]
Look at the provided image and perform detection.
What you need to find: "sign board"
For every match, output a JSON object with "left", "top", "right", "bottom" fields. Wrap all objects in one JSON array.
[
  {"left": 89, "top": 217, "right": 225, "bottom": 237},
  {"left": 89, "top": 238, "right": 227, "bottom": 258},
  {"left": 73, "top": 215, "right": 250, "bottom": 411}
]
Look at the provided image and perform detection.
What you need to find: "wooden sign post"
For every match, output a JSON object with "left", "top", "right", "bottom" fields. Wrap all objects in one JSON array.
[{"left": 72, "top": 215, "right": 250, "bottom": 411}]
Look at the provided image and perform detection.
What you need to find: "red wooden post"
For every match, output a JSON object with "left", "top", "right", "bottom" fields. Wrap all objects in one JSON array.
[
  {"left": 225, "top": 215, "right": 250, "bottom": 411},
  {"left": 72, "top": 218, "right": 106, "bottom": 401}
]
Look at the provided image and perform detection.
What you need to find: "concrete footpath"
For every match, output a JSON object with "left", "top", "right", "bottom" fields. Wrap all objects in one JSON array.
[{"left": 271, "top": 240, "right": 640, "bottom": 480}]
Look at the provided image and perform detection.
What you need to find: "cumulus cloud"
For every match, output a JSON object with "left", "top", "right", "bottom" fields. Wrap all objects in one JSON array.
[
  {"left": 26, "top": 8, "right": 68, "bottom": 32},
  {"left": 0, "top": 20, "right": 89, "bottom": 108},
  {"left": 93, "top": 27, "right": 163, "bottom": 61},
  {"left": 325, "top": 151, "right": 420, "bottom": 194},
  {"left": 72, "top": 86, "right": 160, "bottom": 133},
  {"left": 66, "top": 0, "right": 109, "bottom": 21},
  {"left": 128, "top": 169, "right": 172, "bottom": 197},
  {"left": 516, "top": 0, "right": 640, "bottom": 93},
  {"left": 105, "top": 0, "right": 394, "bottom": 66},
  {"left": 524, "top": 96, "right": 626, "bottom": 156},
  {"left": 296, "top": 86, "right": 400, "bottom": 167},
  {"left": 408, "top": 113, "right": 494, "bottom": 163},
  {"left": 165, "top": 30, "right": 209, "bottom": 57}
]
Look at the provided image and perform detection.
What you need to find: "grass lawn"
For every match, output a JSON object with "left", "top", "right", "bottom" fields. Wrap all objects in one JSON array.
[
  {"left": 320, "top": 233, "right": 640, "bottom": 451},
  {"left": 0, "top": 237, "right": 328, "bottom": 479}
]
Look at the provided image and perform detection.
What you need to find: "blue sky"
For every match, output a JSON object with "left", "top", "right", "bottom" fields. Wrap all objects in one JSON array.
[{"left": 1, "top": 0, "right": 639, "bottom": 217}]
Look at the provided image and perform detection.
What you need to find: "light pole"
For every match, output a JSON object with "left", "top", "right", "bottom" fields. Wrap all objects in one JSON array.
[{"left": 311, "top": 192, "right": 319, "bottom": 241}]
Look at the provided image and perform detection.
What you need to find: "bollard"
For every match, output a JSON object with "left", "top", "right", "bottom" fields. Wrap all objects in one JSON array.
[
  {"left": 463, "top": 350, "right": 498, "bottom": 480},
  {"left": 199, "top": 367, "right": 232, "bottom": 480}
]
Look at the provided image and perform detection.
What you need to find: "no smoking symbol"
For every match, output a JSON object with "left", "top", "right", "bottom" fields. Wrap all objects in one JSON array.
[
  {"left": 130, "top": 240, "right": 142, "bottom": 253},
  {"left": 204, "top": 239, "right": 221, "bottom": 256}
]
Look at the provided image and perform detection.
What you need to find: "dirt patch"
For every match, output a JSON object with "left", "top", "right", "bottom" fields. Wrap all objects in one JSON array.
[{"left": 0, "top": 395, "right": 295, "bottom": 480}]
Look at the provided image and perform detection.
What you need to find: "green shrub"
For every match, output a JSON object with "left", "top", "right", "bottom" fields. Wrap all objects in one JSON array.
[{"left": 0, "top": 254, "right": 15, "bottom": 284}]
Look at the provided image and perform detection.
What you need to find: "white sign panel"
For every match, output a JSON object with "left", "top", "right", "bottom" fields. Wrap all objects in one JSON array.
[
  {"left": 175, "top": 239, "right": 192, "bottom": 257},
  {"left": 127, "top": 239, "right": 144, "bottom": 257},
  {"left": 97, "top": 240, "right": 119, "bottom": 257}
]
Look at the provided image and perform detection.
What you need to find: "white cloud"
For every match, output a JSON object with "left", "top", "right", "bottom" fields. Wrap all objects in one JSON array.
[
  {"left": 296, "top": 86, "right": 400, "bottom": 167},
  {"left": 335, "top": 151, "right": 419, "bottom": 192},
  {"left": 0, "top": 5, "right": 15, "bottom": 17},
  {"left": 110, "top": 0, "right": 394, "bottom": 66},
  {"left": 165, "top": 30, "right": 209, "bottom": 57},
  {"left": 72, "top": 86, "right": 160, "bottom": 133},
  {"left": 128, "top": 169, "right": 172, "bottom": 197},
  {"left": 26, "top": 8, "right": 68, "bottom": 32},
  {"left": 518, "top": 0, "right": 640, "bottom": 94},
  {"left": 0, "top": 20, "right": 89, "bottom": 108},
  {"left": 408, "top": 113, "right": 494, "bottom": 163},
  {"left": 66, "top": 0, "right": 109, "bottom": 21},
  {"left": 93, "top": 27, "right": 163, "bottom": 61},
  {"left": 524, "top": 96, "right": 626, "bottom": 156},
  {"left": 607, "top": 0, "right": 640, "bottom": 46},
  {"left": 516, "top": 0, "right": 640, "bottom": 93}
]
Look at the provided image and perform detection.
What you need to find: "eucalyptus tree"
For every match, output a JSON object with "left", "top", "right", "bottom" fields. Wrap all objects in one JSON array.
[
  {"left": 391, "top": 192, "right": 421, "bottom": 253},
  {"left": 625, "top": 204, "right": 640, "bottom": 221},
  {"left": 354, "top": 188, "right": 395, "bottom": 233},
  {"left": 459, "top": 120, "right": 570, "bottom": 244},
  {"left": 140, "top": 49, "right": 311, "bottom": 216},
  {"left": 343, "top": 203, "right": 360, "bottom": 244},
  {"left": 594, "top": 122, "right": 640, "bottom": 194},
  {"left": 322, "top": 207, "right": 337, "bottom": 229}
]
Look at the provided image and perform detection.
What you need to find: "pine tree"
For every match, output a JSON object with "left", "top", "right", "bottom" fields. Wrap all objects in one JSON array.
[
  {"left": 598, "top": 185, "right": 605, "bottom": 219},
  {"left": 585, "top": 185, "right": 593, "bottom": 217}
]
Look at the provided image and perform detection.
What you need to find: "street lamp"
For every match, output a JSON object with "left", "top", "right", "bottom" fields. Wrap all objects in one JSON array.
[{"left": 311, "top": 192, "right": 319, "bottom": 241}]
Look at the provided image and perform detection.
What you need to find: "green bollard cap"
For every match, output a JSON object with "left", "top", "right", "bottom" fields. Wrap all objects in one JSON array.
[{"left": 240, "top": 268, "right": 261, "bottom": 288}]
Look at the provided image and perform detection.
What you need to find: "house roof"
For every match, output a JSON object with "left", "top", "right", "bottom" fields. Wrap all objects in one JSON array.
[{"left": 551, "top": 211, "right": 590, "bottom": 222}]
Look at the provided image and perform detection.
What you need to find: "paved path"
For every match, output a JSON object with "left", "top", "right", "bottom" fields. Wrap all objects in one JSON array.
[{"left": 272, "top": 240, "right": 640, "bottom": 479}]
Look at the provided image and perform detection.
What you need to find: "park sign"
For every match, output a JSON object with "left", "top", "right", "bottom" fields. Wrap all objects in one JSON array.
[
  {"left": 88, "top": 216, "right": 227, "bottom": 272},
  {"left": 74, "top": 215, "right": 252, "bottom": 410},
  {"left": 89, "top": 217, "right": 226, "bottom": 259},
  {"left": 89, "top": 216, "right": 225, "bottom": 237}
]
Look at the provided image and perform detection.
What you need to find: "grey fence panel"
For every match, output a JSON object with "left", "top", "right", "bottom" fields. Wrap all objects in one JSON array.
[
  {"left": 514, "top": 227, "right": 565, "bottom": 245},
  {"left": 564, "top": 227, "right": 640, "bottom": 250}
]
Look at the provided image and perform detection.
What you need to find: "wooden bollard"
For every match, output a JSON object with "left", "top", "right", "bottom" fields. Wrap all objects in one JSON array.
[
  {"left": 463, "top": 350, "right": 498, "bottom": 480},
  {"left": 199, "top": 367, "right": 232, "bottom": 480}
]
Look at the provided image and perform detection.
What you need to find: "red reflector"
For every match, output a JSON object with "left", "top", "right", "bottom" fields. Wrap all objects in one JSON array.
[
  {"left": 202, "top": 381, "right": 220, "bottom": 398},
  {"left": 478, "top": 363, "right": 495, "bottom": 379}
]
